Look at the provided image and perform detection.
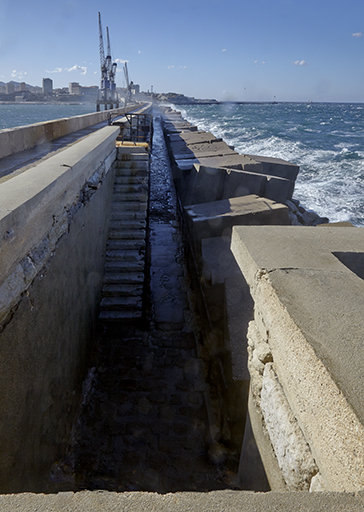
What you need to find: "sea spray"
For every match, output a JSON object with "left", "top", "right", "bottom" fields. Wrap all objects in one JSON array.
[{"left": 177, "top": 102, "right": 364, "bottom": 226}]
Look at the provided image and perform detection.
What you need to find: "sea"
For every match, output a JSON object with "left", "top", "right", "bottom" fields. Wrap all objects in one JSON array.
[
  {"left": 176, "top": 102, "right": 364, "bottom": 227},
  {"left": 1, "top": 102, "right": 363, "bottom": 226}
]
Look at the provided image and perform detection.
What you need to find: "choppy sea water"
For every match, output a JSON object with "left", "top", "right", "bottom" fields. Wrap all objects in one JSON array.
[{"left": 177, "top": 102, "right": 364, "bottom": 227}]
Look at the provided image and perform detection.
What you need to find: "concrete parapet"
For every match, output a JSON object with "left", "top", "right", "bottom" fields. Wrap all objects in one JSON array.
[
  {"left": 0, "top": 106, "right": 137, "bottom": 160},
  {"left": 231, "top": 226, "right": 364, "bottom": 492},
  {"left": 0, "top": 124, "right": 120, "bottom": 492}
]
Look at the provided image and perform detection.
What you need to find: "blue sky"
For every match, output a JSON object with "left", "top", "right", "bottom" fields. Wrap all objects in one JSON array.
[{"left": 0, "top": 0, "right": 363, "bottom": 102}]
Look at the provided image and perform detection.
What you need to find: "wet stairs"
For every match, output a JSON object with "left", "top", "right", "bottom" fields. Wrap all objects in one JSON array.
[
  {"left": 99, "top": 143, "right": 149, "bottom": 322},
  {"left": 69, "top": 116, "right": 240, "bottom": 493}
]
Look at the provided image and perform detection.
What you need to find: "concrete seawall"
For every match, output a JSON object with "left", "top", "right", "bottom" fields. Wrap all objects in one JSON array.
[
  {"left": 0, "top": 119, "right": 121, "bottom": 491},
  {"left": 0, "top": 104, "right": 363, "bottom": 510},
  {"left": 0, "top": 105, "right": 136, "bottom": 160}
]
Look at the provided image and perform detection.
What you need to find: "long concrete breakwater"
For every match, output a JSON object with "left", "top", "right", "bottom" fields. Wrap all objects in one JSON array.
[
  {"left": 0, "top": 103, "right": 364, "bottom": 510},
  {"left": 158, "top": 106, "right": 364, "bottom": 494}
]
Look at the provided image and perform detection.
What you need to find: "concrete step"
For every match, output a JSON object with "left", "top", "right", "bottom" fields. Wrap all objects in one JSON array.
[
  {"left": 110, "top": 201, "right": 147, "bottom": 212},
  {"left": 114, "top": 175, "right": 148, "bottom": 185},
  {"left": 99, "top": 309, "right": 143, "bottom": 321},
  {"left": 108, "top": 230, "right": 146, "bottom": 240},
  {"left": 102, "top": 284, "right": 144, "bottom": 297},
  {"left": 105, "top": 260, "right": 145, "bottom": 273},
  {"left": 117, "top": 152, "right": 149, "bottom": 161},
  {"left": 115, "top": 160, "right": 149, "bottom": 170},
  {"left": 112, "top": 192, "right": 148, "bottom": 202},
  {"left": 115, "top": 166, "right": 148, "bottom": 176},
  {"left": 109, "top": 220, "right": 147, "bottom": 230},
  {"left": 110, "top": 211, "right": 147, "bottom": 221},
  {"left": 106, "top": 246, "right": 146, "bottom": 260},
  {"left": 106, "top": 239, "right": 145, "bottom": 254},
  {"left": 100, "top": 296, "right": 142, "bottom": 310},
  {"left": 105, "top": 249, "right": 145, "bottom": 262},
  {"left": 103, "top": 272, "right": 144, "bottom": 285},
  {"left": 114, "top": 184, "right": 148, "bottom": 194}
]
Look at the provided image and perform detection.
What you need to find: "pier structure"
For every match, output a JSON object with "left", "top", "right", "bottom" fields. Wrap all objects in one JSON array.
[{"left": 0, "top": 104, "right": 363, "bottom": 510}]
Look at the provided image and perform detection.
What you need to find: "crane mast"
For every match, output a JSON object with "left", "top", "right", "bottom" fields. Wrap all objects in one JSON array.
[{"left": 97, "top": 12, "right": 118, "bottom": 110}]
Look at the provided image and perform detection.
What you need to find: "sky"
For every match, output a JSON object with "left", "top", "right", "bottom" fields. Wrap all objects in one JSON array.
[{"left": 0, "top": 0, "right": 363, "bottom": 102}]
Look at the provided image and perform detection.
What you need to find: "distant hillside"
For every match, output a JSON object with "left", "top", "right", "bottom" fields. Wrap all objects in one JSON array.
[{"left": 0, "top": 81, "right": 40, "bottom": 91}]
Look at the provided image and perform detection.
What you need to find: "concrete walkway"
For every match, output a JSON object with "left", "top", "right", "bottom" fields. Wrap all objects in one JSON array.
[{"left": 65, "top": 115, "right": 239, "bottom": 492}]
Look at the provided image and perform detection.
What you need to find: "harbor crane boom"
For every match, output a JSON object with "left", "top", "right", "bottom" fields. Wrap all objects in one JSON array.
[
  {"left": 98, "top": 12, "right": 108, "bottom": 88},
  {"left": 97, "top": 12, "right": 118, "bottom": 110},
  {"left": 124, "top": 62, "right": 132, "bottom": 105}
]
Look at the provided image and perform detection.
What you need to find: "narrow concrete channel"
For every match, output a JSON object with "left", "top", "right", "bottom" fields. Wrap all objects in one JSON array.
[{"left": 67, "top": 114, "right": 241, "bottom": 492}]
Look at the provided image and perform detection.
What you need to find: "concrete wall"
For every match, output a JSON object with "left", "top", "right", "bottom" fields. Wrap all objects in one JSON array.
[
  {"left": 231, "top": 225, "right": 364, "bottom": 492},
  {"left": 0, "top": 124, "right": 120, "bottom": 492},
  {"left": 0, "top": 105, "right": 139, "bottom": 160}
]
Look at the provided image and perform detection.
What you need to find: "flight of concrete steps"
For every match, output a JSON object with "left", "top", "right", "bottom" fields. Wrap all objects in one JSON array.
[{"left": 99, "top": 144, "right": 149, "bottom": 322}]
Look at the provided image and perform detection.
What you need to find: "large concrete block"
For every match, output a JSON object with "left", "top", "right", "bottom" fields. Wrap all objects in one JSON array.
[
  {"left": 168, "top": 131, "right": 219, "bottom": 145},
  {"left": 181, "top": 164, "right": 226, "bottom": 206},
  {"left": 222, "top": 168, "right": 266, "bottom": 199},
  {"left": 244, "top": 154, "right": 299, "bottom": 182},
  {"left": 231, "top": 225, "right": 364, "bottom": 491},
  {"left": 185, "top": 194, "right": 290, "bottom": 243},
  {"left": 264, "top": 174, "right": 294, "bottom": 202}
]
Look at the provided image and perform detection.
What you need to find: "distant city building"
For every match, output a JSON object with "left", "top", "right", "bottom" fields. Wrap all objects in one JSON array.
[
  {"left": 19, "top": 82, "right": 26, "bottom": 92},
  {"left": 69, "top": 82, "right": 80, "bottom": 95},
  {"left": 131, "top": 83, "right": 140, "bottom": 96},
  {"left": 42, "top": 78, "right": 53, "bottom": 95},
  {"left": 6, "top": 82, "right": 15, "bottom": 95}
]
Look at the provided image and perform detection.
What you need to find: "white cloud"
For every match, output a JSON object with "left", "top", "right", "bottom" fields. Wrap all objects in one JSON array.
[
  {"left": 262, "top": 61, "right": 266, "bottom": 64},
  {"left": 222, "top": 49, "right": 227, "bottom": 52},
  {"left": 11, "top": 70, "right": 27, "bottom": 80},
  {"left": 138, "top": 50, "right": 142, "bottom": 54},
  {"left": 352, "top": 32, "right": 362, "bottom": 38},
  {"left": 67, "top": 65, "right": 87, "bottom": 75},
  {"left": 168, "top": 65, "right": 187, "bottom": 70},
  {"left": 46, "top": 67, "right": 63, "bottom": 74},
  {"left": 115, "top": 58, "right": 128, "bottom": 64},
  {"left": 168, "top": 65, "right": 175, "bottom": 69},
  {"left": 294, "top": 60, "right": 307, "bottom": 66}
]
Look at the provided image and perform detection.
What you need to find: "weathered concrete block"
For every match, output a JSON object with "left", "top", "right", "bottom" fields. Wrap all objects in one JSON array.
[
  {"left": 180, "top": 164, "right": 225, "bottom": 206},
  {"left": 222, "top": 168, "right": 266, "bottom": 199},
  {"left": 245, "top": 154, "right": 299, "bottom": 182},
  {"left": 265, "top": 175, "right": 294, "bottom": 202},
  {"left": 184, "top": 195, "right": 290, "bottom": 243},
  {"left": 231, "top": 225, "right": 364, "bottom": 491},
  {"left": 261, "top": 363, "right": 318, "bottom": 491}
]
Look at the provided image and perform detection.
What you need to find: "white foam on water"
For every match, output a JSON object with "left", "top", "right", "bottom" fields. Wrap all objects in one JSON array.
[{"left": 176, "top": 103, "right": 364, "bottom": 226}]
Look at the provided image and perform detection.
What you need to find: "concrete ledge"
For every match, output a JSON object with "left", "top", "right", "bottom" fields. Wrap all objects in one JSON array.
[
  {"left": 231, "top": 226, "right": 364, "bottom": 491},
  {"left": 0, "top": 125, "right": 120, "bottom": 308},
  {"left": 0, "top": 106, "right": 135, "bottom": 159},
  {"left": 0, "top": 490, "right": 363, "bottom": 511}
]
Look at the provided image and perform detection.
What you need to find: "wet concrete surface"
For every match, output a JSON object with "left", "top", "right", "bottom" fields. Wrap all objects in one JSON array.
[{"left": 66, "top": 114, "right": 240, "bottom": 493}]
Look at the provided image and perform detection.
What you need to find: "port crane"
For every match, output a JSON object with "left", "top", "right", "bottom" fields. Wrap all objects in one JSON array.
[
  {"left": 123, "top": 62, "right": 133, "bottom": 105},
  {"left": 96, "top": 12, "right": 119, "bottom": 111}
]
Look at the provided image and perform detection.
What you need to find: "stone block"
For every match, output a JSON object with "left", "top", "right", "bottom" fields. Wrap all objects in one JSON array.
[
  {"left": 181, "top": 164, "right": 226, "bottom": 206},
  {"left": 222, "top": 168, "right": 266, "bottom": 199},
  {"left": 231, "top": 225, "right": 364, "bottom": 491},
  {"left": 244, "top": 154, "right": 299, "bottom": 182},
  {"left": 184, "top": 194, "right": 290, "bottom": 244},
  {"left": 264, "top": 175, "right": 294, "bottom": 202}
]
